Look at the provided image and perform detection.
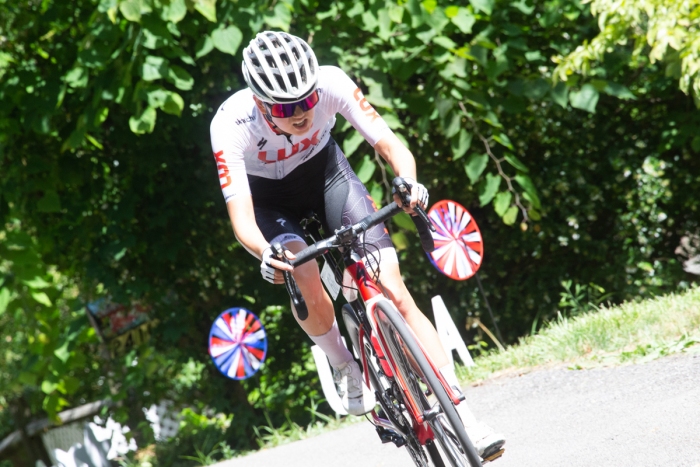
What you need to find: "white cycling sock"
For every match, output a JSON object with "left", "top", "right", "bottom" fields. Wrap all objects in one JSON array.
[
  {"left": 440, "top": 364, "right": 478, "bottom": 426},
  {"left": 308, "top": 319, "right": 354, "bottom": 367}
]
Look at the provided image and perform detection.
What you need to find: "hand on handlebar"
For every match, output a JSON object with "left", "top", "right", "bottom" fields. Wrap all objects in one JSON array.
[
  {"left": 260, "top": 246, "right": 296, "bottom": 284},
  {"left": 393, "top": 176, "right": 429, "bottom": 215}
]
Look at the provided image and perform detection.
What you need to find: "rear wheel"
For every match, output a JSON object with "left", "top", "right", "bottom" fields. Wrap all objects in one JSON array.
[{"left": 374, "top": 299, "right": 482, "bottom": 467}]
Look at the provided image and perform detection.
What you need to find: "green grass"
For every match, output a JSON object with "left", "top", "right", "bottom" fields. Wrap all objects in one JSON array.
[{"left": 461, "top": 286, "right": 700, "bottom": 384}]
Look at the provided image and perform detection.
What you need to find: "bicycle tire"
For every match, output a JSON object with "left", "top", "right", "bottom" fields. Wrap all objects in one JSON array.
[
  {"left": 342, "top": 305, "right": 429, "bottom": 467},
  {"left": 374, "top": 299, "right": 482, "bottom": 467}
]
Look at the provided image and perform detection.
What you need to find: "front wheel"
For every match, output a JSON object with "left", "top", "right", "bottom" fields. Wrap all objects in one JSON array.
[{"left": 374, "top": 299, "right": 482, "bottom": 467}]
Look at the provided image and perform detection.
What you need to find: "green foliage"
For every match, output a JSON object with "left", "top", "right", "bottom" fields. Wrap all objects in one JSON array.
[
  {"left": 554, "top": 0, "right": 700, "bottom": 105},
  {"left": 0, "top": 221, "right": 101, "bottom": 423},
  {"left": 1, "top": 0, "right": 699, "bottom": 457},
  {"left": 558, "top": 280, "right": 613, "bottom": 316}
]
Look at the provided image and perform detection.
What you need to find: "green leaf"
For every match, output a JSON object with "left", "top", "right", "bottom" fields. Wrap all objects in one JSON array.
[
  {"left": 194, "top": 0, "right": 216, "bottom": 22},
  {"left": 433, "top": 36, "right": 457, "bottom": 50},
  {"left": 569, "top": 84, "right": 599, "bottom": 113},
  {"left": 162, "top": 92, "right": 184, "bottom": 116},
  {"left": 550, "top": 82, "right": 569, "bottom": 108},
  {"left": 161, "top": 0, "right": 187, "bottom": 22},
  {"left": 64, "top": 67, "right": 88, "bottom": 88},
  {"left": 168, "top": 65, "right": 194, "bottom": 90},
  {"left": 22, "top": 276, "right": 51, "bottom": 289},
  {"left": 451, "top": 129, "right": 472, "bottom": 160},
  {"left": 504, "top": 153, "right": 528, "bottom": 172},
  {"left": 378, "top": 9, "right": 391, "bottom": 40},
  {"left": 354, "top": 155, "right": 377, "bottom": 183},
  {"left": 0, "top": 288, "right": 10, "bottom": 316},
  {"left": 195, "top": 35, "right": 214, "bottom": 59},
  {"left": 388, "top": 4, "right": 404, "bottom": 23},
  {"left": 502, "top": 205, "right": 518, "bottom": 225},
  {"left": 369, "top": 182, "right": 384, "bottom": 207},
  {"left": 511, "top": 0, "right": 534, "bottom": 14},
  {"left": 343, "top": 131, "right": 365, "bottom": 157},
  {"left": 18, "top": 372, "right": 37, "bottom": 385},
  {"left": 31, "top": 291, "right": 52, "bottom": 307},
  {"left": 391, "top": 232, "right": 409, "bottom": 250},
  {"left": 212, "top": 26, "right": 243, "bottom": 56},
  {"left": 464, "top": 153, "right": 488, "bottom": 184},
  {"left": 114, "top": 247, "right": 127, "bottom": 261},
  {"left": 37, "top": 190, "right": 61, "bottom": 213},
  {"left": 41, "top": 380, "right": 58, "bottom": 394},
  {"left": 54, "top": 342, "right": 71, "bottom": 363},
  {"left": 85, "top": 134, "right": 104, "bottom": 150},
  {"left": 528, "top": 207, "right": 542, "bottom": 221},
  {"left": 493, "top": 133, "right": 514, "bottom": 150},
  {"left": 443, "top": 112, "right": 461, "bottom": 138},
  {"left": 62, "top": 376, "right": 80, "bottom": 394},
  {"left": 170, "top": 46, "right": 195, "bottom": 66},
  {"left": 515, "top": 173, "right": 541, "bottom": 209},
  {"left": 265, "top": 2, "right": 292, "bottom": 31},
  {"left": 483, "top": 111, "right": 502, "bottom": 128},
  {"left": 604, "top": 82, "right": 636, "bottom": 100},
  {"left": 382, "top": 112, "right": 404, "bottom": 130},
  {"left": 522, "top": 191, "right": 541, "bottom": 210},
  {"left": 393, "top": 212, "right": 417, "bottom": 232},
  {"left": 493, "top": 191, "right": 512, "bottom": 216},
  {"left": 119, "top": 0, "right": 143, "bottom": 22},
  {"left": 463, "top": 90, "right": 489, "bottom": 109},
  {"left": 406, "top": 0, "right": 425, "bottom": 27},
  {"left": 451, "top": 7, "right": 475, "bottom": 34},
  {"left": 142, "top": 55, "right": 169, "bottom": 81},
  {"left": 129, "top": 106, "right": 157, "bottom": 134},
  {"left": 523, "top": 79, "right": 550, "bottom": 100},
  {"left": 479, "top": 173, "right": 501, "bottom": 206},
  {"left": 147, "top": 88, "right": 184, "bottom": 116},
  {"left": 470, "top": 0, "right": 494, "bottom": 15}
]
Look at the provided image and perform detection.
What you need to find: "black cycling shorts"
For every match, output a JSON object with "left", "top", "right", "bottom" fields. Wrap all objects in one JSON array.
[{"left": 248, "top": 138, "right": 393, "bottom": 257}]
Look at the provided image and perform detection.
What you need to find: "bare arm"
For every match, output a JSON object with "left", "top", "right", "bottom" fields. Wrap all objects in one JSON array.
[
  {"left": 226, "top": 195, "right": 292, "bottom": 278},
  {"left": 373, "top": 132, "right": 423, "bottom": 212}
]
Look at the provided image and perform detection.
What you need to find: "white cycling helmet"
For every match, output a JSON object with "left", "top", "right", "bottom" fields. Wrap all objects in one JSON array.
[{"left": 242, "top": 31, "right": 319, "bottom": 104}]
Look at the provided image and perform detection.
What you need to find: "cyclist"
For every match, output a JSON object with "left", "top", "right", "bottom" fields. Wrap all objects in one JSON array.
[{"left": 210, "top": 31, "right": 505, "bottom": 458}]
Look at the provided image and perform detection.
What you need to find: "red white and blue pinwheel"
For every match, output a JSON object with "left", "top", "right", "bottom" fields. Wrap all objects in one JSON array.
[
  {"left": 427, "top": 200, "right": 484, "bottom": 281},
  {"left": 209, "top": 308, "right": 267, "bottom": 380}
]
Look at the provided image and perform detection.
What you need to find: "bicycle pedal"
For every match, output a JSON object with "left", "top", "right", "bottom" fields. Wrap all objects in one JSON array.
[
  {"left": 375, "top": 426, "right": 405, "bottom": 447},
  {"left": 482, "top": 448, "right": 505, "bottom": 463}
]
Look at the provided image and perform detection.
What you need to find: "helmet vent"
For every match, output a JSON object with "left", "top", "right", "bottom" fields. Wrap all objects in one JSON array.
[{"left": 241, "top": 31, "right": 319, "bottom": 103}]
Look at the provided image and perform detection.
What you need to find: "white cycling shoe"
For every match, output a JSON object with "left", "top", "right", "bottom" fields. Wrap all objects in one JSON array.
[
  {"left": 464, "top": 420, "right": 506, "bottom": 460},
  {"left": 333, "top": 360, "right": 376, "bottom": 416}
]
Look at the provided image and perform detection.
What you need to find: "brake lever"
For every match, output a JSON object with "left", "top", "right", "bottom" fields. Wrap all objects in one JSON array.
[
  {"left": 392, "top": 177, "right": 436, "bottom": 252},
  {"left": 270, "top": 243, "right": 309, "bottom": 321}
]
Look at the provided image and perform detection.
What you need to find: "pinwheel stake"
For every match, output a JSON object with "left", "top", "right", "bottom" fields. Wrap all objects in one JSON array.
[{"left": 208, "top": 307, "right": 267, "bottom": 380}]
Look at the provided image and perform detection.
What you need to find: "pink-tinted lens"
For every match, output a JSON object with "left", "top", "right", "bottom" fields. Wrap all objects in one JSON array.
[{"left": 269, "top": 91, "right": 320, "bottom": 118}]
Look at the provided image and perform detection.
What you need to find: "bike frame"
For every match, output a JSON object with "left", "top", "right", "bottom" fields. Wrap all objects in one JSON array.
[{"left": 332, "top": 240, "right": 463, "bottom": 447}]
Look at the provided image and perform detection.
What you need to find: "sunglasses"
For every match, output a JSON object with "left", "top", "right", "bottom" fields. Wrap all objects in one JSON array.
[{"left": 265, "top": 90, "right": 320, "bottom": 118}]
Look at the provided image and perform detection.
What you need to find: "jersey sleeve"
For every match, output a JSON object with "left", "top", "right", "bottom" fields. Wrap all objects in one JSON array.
[
  {"left": 210, "top": 109, "right": 252, "bottom": 203},
  {"left": 321, "top": 66, "right": 393, "bottom": 147}
]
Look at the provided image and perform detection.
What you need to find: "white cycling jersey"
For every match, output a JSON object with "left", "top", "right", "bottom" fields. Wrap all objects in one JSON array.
[{"left": 210, "top": 66, "right": 392, "bottom": 202}]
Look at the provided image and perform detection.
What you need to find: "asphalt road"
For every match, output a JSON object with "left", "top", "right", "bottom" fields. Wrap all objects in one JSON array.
[{"left": 213, "top": 351, "right": 700, "bottom": 467}]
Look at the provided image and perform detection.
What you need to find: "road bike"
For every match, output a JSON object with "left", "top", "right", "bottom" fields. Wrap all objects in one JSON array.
[{"left": 272, "top": 178, "right": 499, "bottom": 467}]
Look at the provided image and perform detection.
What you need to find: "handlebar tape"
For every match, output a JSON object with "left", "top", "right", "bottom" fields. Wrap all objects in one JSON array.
[
  {"left": 290, "top": 242, "right": 325, "bottom": 268},
  {"left": 412, "top": 213, "right": 435, "bottom": 253}
]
